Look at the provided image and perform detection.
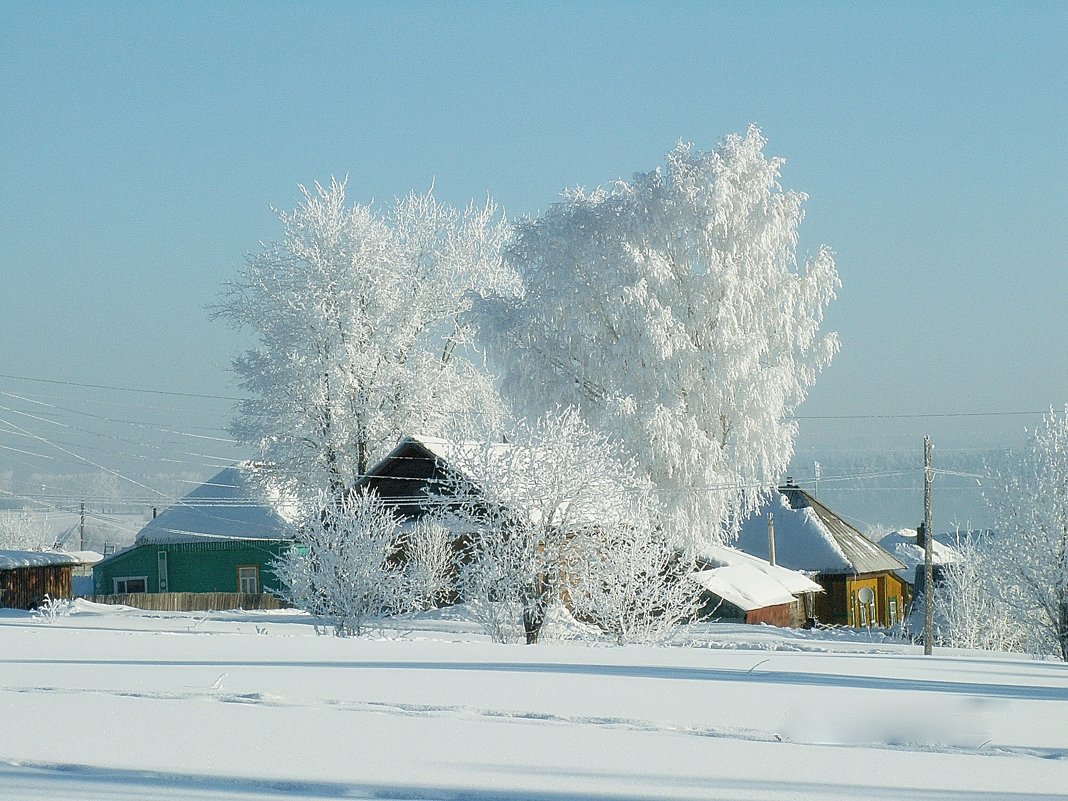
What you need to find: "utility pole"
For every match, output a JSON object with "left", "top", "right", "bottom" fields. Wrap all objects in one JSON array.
[
  {"left": 79, "top": 500, "right": 86, "bottom": 551},
  {"left": 767, "top": 513, "right": 777, "bottom": 567},
  {"left": 923, "top": 435, "right": 934, "bottom": 656}
]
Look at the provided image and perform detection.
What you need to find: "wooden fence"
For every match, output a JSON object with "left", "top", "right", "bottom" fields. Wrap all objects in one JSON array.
[{"left": 80, "top": 592, "right": 290, "bottom": 612}]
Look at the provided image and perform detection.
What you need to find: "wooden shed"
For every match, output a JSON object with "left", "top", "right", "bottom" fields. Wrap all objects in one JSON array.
[
  {"left": 0, "top": 550, "right": 86, "bottom": 609},
  {"left": 692, "top": 545, "right": 823, "bottom": 627}
]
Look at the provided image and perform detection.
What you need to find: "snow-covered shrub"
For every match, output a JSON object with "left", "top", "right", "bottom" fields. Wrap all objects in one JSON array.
[
  {"left": 32, "top": 594, "right": 72, "bottom": 624},
  {"left": 427, "top": 408, "right": 693, "bottom": 645},
  {"left": 567, "top": 521, "right": 703, "bottom": 645},
  {"left": 273, "top": 489, "right": 408, "bottom": 637},
  {"left": 932, "top": 531, "right": 1022, "bottom": 653},
  {"left": 983, "top": 407, "right": 1068, "bottom": 660},
  {"left": 400, "top": 518, "right": 454, "bottom": 612}
]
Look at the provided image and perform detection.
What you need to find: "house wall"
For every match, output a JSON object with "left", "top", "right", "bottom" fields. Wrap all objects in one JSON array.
[
  {"left": 0, "top": 565, "right": 73, "bottom": 609},
  {"left": 814, "top": 572, "right": 909, "bottom": 627},
  {"left": 94, "top": 541, "right": 290, "bottom": 595},
  {"left": 745, "top": 600, "right": 805, "bottom": 627}
]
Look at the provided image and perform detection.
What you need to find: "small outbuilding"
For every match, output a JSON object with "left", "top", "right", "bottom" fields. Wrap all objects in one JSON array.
[
  {"left": 0, "top": 550, "right": 100, "bottom": 609},
  {"left": 692, "top": 545, "right": 824, "bottom": 627}
]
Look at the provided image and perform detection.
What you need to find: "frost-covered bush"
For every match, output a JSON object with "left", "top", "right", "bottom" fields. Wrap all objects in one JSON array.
[
  {"left": 273, "top": 489, "right": 408, "bottom": 637},
  {"left": 932, "top": 531, "right": 1022, "bottom": 653},
  {"left": 399, "top": 518, "right": 454, "bottom": 613},
  {"left": 274, "top": 488, "right": 460, "bottom": 636},
  {"left": 427, "top": 410, "right": 635, "bottom": 644},
  {"left": 427, "top": 408, "right": 697, "bottom": 645},
  {"left": 567, "top": 521, "right": 703, "bottom": 645},
  {"left": 32, "top": 594, "right": 73, "bottom": 624},
  {"left": 983, "top": 407, "right": 1068, "bottom": 660}
]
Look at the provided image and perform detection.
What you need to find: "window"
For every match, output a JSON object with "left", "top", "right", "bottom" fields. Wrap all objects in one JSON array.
[
  {"left": 114, "top": 576, "right": 147, "bottom": 594},
  {"left": 888, "top": 598, "right": 899, "bottom": 627},
  {"left": 237, "top": 565, "right": 260, "bottom": 594}
]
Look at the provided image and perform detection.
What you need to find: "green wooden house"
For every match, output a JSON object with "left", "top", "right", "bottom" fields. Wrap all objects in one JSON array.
[{"left": 93, "top": 466, "right": 293, "bottom": 597}]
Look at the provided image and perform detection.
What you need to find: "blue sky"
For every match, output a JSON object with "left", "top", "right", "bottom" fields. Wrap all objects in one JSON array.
[{"left": 1, "top": 2, "right": 1065, "bottom": 524}]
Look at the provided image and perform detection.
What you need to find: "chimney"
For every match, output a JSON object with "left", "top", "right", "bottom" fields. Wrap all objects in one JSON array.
[{"left": 916, "top": 522, "right": 926, "bottom": 548}]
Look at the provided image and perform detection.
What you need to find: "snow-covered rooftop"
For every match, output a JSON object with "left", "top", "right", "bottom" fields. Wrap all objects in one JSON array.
[
  {"left": 0, "top": 549, "right": 100, "bottom": 570},
  {"left": 134, "top": 466, "right": 291, "bottom": 545},
  {"left": 877, "top": 529, "right": 961, "bottom": 583},
  {"left": 734, "top": 486, "right": 905, "bottom": 576},
  {"left": 691, "top": 544, "right": 823, "bottom": 612}
]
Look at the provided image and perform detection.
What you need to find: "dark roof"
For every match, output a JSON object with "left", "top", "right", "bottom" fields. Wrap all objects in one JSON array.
[{"left": 357, "top": 436, "right": 452, "bottom": 518}]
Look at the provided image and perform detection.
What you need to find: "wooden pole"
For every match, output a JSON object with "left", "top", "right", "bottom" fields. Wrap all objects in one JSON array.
[
  {"left": 767, "top": 513, "right": 776, "bottom": 566},
  {"left": 924, "top": 435, "right": 934, "bottom": 656}
]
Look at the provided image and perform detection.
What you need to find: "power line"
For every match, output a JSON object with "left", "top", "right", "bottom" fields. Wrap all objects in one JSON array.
[
  {"left": 0, "top": 372, "right": 242, "bottom": 402},
  {"left": 793, "top": 409, "right": 1054, "bottom": 421}
]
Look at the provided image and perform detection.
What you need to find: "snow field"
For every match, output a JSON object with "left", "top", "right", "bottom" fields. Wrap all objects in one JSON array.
[{"left": 1, "top": 605, "right": 1066, "bottom": 800}]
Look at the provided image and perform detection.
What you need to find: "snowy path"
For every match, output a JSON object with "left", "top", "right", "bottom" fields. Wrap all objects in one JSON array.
[{"left": 1, "top": 608, "right": 1066, "bottom": 800}]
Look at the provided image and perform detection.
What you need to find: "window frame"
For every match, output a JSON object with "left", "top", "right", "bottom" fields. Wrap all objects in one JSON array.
[
  {"left": 237, "top": 564, "right": 260, "bottom": 594},
  {"left": 114, "top": 576, "right": 148, "bottom": 594}
]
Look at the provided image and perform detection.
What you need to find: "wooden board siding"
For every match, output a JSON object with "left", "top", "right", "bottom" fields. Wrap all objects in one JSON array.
[
  {"left": 744, "top": 600, "right": 805, "bottom": 627},
  {"left": 0, "top": 565, "right": 73, "bottom": 609},
  {"left": 94, "top": 541, "right": 291, "bottom": 595},
  {"left": 813, "top": 572, "right": 909, "bottom": 627}
]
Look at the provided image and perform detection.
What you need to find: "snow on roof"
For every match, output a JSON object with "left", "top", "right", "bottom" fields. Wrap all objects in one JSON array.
[
  {"left": 134, "top": 466, "right": 291, "bottom": 545},
  {"left": 0, "top": 549, "right": 86, "bottom": 569},
  {"left": 734, "top": 487, "right": 905, "bottom": 576},
  {"left": 698, "top": 544, "right": 824, "bottom": 595},
  {"left": 691, "top": 565, "right": 796, "bottom": 612},
  {"left": 877, "top": 529, "right": 961, "bottom": 582},
  {"left": 691, "top": 544, "right": 822, "bottom": 612}
]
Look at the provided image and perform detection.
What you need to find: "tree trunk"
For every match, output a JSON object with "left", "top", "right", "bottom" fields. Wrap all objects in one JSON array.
[{"left": 521, "top": 575, "right": 549, "bottom": 645}]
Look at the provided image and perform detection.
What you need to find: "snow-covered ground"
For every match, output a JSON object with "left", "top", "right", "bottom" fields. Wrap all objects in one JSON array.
[{"left": 1, "top": 603, "right": 1066, "bottom": 800}]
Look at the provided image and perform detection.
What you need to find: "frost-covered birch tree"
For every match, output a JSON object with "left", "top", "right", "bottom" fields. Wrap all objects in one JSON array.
[
  {"left": 477, "top": 127, "right": 838, "bottom": 550},
  {"left": 985, "top": 407, "right": 1068, "bottom": 660},
  {"left": 216, "top": 179, "right": 518, "bottom": 503}
]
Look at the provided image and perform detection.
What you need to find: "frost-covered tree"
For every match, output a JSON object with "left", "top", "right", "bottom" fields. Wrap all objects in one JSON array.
[
  {"left": 478, "top": 127, "right": 838, "bottom": 550},
  {"left": 932, "top": 531, "right": 1022, "bottom": 653},
  {"left": 427, "top": 408, "right": 649, "bottom": 644},
  {"left": 0, "top": 511, "right": 48, "bottom": 550},
  {"left": 216, "top": 179, "right": 518, "bottom": 503},
  {"left": 984, "top": 407, "right": 1068, "bottom": 660}
]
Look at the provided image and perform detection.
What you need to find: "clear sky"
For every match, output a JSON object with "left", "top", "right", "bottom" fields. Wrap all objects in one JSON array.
[{"left": 1, "top": 2, "right": 1065, "bottom": 526}]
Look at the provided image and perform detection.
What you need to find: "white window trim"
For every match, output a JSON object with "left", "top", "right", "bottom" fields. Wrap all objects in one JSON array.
[{"left": 237, "top": 565, "right": 260, "bottom": 594}]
